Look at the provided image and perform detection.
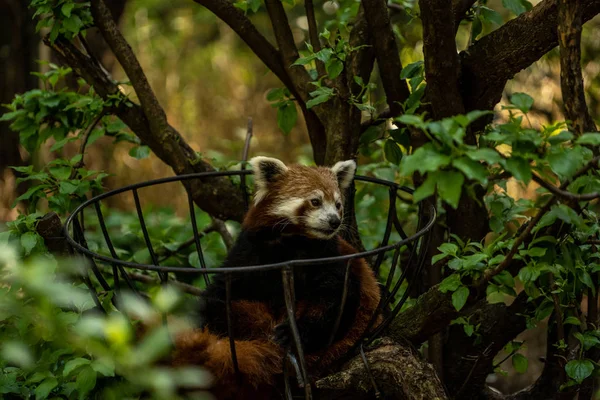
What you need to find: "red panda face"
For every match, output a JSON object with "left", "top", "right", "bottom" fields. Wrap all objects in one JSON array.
[{"left": 245, "top": 157, "right": 357, "bottom": 239}]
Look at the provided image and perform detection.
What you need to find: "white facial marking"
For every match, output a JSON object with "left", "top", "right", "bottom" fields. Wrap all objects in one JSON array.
[{"left": 270, "top": 197, "right": 304, "bottom": 221}]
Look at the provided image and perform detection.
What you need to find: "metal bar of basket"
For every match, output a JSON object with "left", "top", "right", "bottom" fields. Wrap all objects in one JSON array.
[
  {"left": 132, "top": 189, "right": 167, "bottom": 283},
  {"left": 384, "top": 246, "right": 402, "bottom": 295},
  {"left": 71, "top": 217, "right": 112, "bottom": 292},
  {"left": 282, "top": 267, "right": 312, "bottom": 400},
  {"left": 328, "top": 260, "right": 351, "bottom": 347},
  {"left": 372, "top": 187, "right": 397, "bottom": 275},
  {"left": 366, "top": 206, "right": 433, "bottom": 342},
  {"left": 93, "top": 202, "right": 138, "bottom": 293},
  {"left": 284, "top": 351, "right": 304, "bottom": 399},
  {"left": 187, "top": 191, "right": 210, "bottom": 286},
  {"left": 225, "top": 273, "right": 240, "bottom": 377}
]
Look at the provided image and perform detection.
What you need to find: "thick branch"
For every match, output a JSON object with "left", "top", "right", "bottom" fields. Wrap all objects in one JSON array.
[
  {"left": 263, "top": 0, "right": 313, "bottom": 102},
  {"left": 453, "top": 0, "right": 476, "bottom": 30},
  {"left": 460, "top": 0, "right": 600, "bottom": 112},
  {"left": 444, "top": 292, "right": 537, "bottom": 398},
  {"left": 420, "top": 0, "right": 465, "bottom": 119},
  {"left": 558, "top": 0, "right": 597, "bottom": 135},
  {"left": 316, "top": 338, "right": 448, "bottom": 400},
  {"left": 361, "top": 0, "right": 410, "bottom": 116},
  {"left": 192, "top": 0, "right": 291, "bottom": 91},
  {"left": 48, "top": 37, "right": 246, "bottom": 222},
  {"left": 91, "top": 0, "right": 170, "bottom": 142}
]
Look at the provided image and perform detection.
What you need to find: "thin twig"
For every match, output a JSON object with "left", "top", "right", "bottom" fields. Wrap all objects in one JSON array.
[
  {"left": 304, "top": 0, "right": 326, "bottom": 77},
  {"left": 69, "top": 109, "right": 108, "bottom": 179},
  {"left": 532, "top": 173, "right": 600, "bottom": 201},
  {"left": 211, "top": 217, "right": 234, "bottom": 250},
  {"left": 242, "top": 117, "right": 253, "bottom": 163}
]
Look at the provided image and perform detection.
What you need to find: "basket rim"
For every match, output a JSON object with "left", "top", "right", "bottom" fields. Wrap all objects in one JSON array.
[{"left": 63, "top": 170, "right": 436, "bottom": 274}]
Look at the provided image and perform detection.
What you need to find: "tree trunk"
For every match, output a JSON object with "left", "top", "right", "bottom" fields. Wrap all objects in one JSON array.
[{"left": 0, "top": 0, "right": 38, "bottom": 175}]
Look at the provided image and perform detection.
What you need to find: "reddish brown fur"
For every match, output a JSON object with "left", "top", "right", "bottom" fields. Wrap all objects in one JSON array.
[
  {"left": 170, "top": 239, "right": 381, "bottom": 399},
  {"left": 243, "top": 164, "right": 343, "bottom": 232}
]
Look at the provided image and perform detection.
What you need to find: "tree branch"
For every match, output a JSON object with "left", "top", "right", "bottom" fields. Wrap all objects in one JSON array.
[
  {"left": 361, "top": 0, "right": 410, "bottom": 117},
  {"left": 558, "top": 0, "right": 597, "bottom": 135},
  {"left": 264, "top": 0, "right": 313, "bottom": 101},
  {"left": 316, "top": 338, "right": 448, "bottom": 399},
  {"left": 443, "top": 292, "right": 539, "bottom": 397},
  {"left": 192, "top": 0, "right": 291, "bottom": 91},
  {"left": 48, "top": 37, "right": 246, "bottom": 222},
  {"left": 453, "top": 0, "right": 476, "bottom": 30},
  {"left": 460, "top": 0, "right": 600, "bottom": 112},
  {"left": 420, "top": 0, "right": 465, "bottom": 119},
  {"left": 532, "top": 173, "right": 600, "bottom": 201},
  {"left": 304, "top": 0, "right": 326, "bottom": 77}
]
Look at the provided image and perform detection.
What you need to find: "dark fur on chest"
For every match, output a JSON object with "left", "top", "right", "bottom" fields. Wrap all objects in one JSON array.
[{"left": 198, "top": 228, "right": 360, "bottom": 353}]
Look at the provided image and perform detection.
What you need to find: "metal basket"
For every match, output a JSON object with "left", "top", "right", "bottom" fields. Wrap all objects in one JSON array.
[{"left": 63, "top": 169, "right": 436, "bottom": 399}]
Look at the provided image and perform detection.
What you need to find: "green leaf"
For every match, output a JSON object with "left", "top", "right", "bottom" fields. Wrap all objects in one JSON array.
[
  {"left": 305, "top": 94, "right": 328, "bottom": 109},
  {"left": 90, "top": 359, "right": 115, "bottom": 377},
  {"left": 493, "top": 270, "right": 515, "bottom": 288},
  {"left": 129, "top": 145, "right": 150, "bottom": 159},
  {"left": 266, "top": 88, "right": 285, "bottom": 102},
  {"left": 59, "top": 181, "right": 79, "bottom": 195},
  {"left": 518, "top": 266, "right": 540, "bottom": 282},
  {"left": 452, "top": 286, "right": 470, "bottom": 311},
  {"left": 548, "top": 130, "right": 574, "bottom": 145},
  {"left": 510, "top": 92, "right": 534, "bottom": 112},
  {"left": 564, "top": 316, "right": 581, "bottom": 326},
  {"left": 439, "top": 274, "right": 461, "bottom": 293},
  {"left": 413, "top": 173, "right": 437, "bottom": 203},
  {"left": 360, "top": 125, "right": 382, "bottom": 145},
  {"left": 452, "top": 157, "right": 488, "bottom": 183},
  {"left": 548, "top": 149, "right": 585, "bottom": 179},
  {"left": 565, "top": 359, "right": 594, "bottom": 383},
  {"left": 63, "top": 358, "right": 91, "bottom": 377},
  {"left": 61, "top": 2, "right": 74, "bottom": 17},
  {"left": 439, "top": 242, "right": 459, "bottom": 256},
  {"left": 400, "top": 61, "right": 423, "bottom": 80},
  {"left": 577, "top": 133, "right": 600, "bottom": 146},
  {"left": 512, "top": 353, "right": 528, "bottom": 374},
  {"left": 466, "top": 148, "right": 503, "bottom": 165},
  {"left": 326, "top": 58, "right": 344, "bottom": 79},
  {"left": 35, "top": 377, "right": 58, "bottom": 400},
  {"left": 384, "top": 140, "right": 403, "bottom": 165},
  {"left": 49, "top": 165, "right": 72, "bottom": 180},
  {"left": 75, "top": 366, "right": 97, "bottom": 398},
  {"left": 21, "top": 232, "right": 40, "bottom": 255},
  {"left": 277, "top": 102, "right": 297, "bottom": 135},
  {"left": 400, "top": 144, "right": 451, "bottom": 175},
  {"left": 396, "top": 114, "right": 424, "bottom": 128},
  {"left": 315, "top": 48, "right": 333, "bottom": 63},
  {"left": 437, "top": 170, "right": 464, "bottom": 209},
  {"left": 480, "top": 6, "right": 503, "bottom": 25},
  {"left": 505, "top": 157, "right": 532, "bottom": 184}
]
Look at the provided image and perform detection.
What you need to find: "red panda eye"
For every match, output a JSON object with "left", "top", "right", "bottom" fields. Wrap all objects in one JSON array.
[
  {"left": 336, "top": 202, "right": 342, "bottom": 210},
  {"left": 311, "top": 198, "right": 322, "bottom": 207}
]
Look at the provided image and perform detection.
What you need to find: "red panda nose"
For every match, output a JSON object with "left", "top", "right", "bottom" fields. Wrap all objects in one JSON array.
[{"left": 328, "top": 216, "right": 341, "bottom": 229}]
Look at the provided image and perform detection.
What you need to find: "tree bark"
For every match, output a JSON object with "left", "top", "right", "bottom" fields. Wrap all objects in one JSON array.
[
  {"left": 0, "top": 0, "right": 38, "bottom": 175},
  {"left": 316, "top": 338, "right": 448, "bottom": 400}
]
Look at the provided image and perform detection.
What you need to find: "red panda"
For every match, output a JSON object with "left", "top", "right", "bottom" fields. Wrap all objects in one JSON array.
[{"left": 169, "top": 157, "right": 382, "bottom": 399}]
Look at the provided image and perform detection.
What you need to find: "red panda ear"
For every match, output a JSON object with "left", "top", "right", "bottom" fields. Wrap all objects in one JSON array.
[
  {"left": 249, "top": 156, "right": 288, "bottom": 202},
  {"left": 331, "top": 160, "right": 356, "bottom": 191}
]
